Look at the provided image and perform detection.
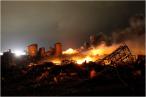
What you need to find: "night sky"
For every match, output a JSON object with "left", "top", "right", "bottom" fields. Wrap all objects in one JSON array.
[{"left": 1, "top": 1, "right": 145, "bottom": 52}]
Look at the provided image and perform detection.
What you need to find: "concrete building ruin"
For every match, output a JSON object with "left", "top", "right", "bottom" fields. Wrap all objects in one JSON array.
[
  {"left": 38, "top": 47, "right": 46, "bottom": 58},
  {"left": 27, "top": 42, "right": 63, "bottom": 58},
  {"left": 54, "top": 42, "right": 62, "bottom": 57},
  {"left": 27, "top": 44, "right": 38, "bottom": 57}
]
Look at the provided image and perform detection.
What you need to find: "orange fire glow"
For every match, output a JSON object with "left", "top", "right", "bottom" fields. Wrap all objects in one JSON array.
[
  {"left": 63, "top": 48, "right": 78, "bottom": 55},
  {"left": 51, "top": 58, "right": 62, "bottom": 65},
  {"left": 48, "top": 43, "right": 119, "bottom": 65},
  {"left": 86, "top": 43, "right": 119, "bottom": 56},
  {"left": 72, "top": 56, "right": 94, "bottom": 64}
]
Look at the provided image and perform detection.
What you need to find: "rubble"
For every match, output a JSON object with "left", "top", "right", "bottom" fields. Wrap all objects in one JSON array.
[{"left": 1, "top": 43, "right": 145, "bottom": 96}]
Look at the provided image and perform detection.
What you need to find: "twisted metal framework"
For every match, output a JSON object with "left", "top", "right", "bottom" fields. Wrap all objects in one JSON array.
[{"left": 98, "top": 43, "right": 136, "bottom": 66}]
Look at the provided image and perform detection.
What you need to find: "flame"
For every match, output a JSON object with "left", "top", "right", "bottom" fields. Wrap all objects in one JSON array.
[
  {"left": 63, "top": 48, "right": 78, "bottom": 55},
  {"left": 73, "top": 56, "right": 93, "bottom": 65},
  {"left": 47, "top": 43, "right": 119, "bottom": 65},
  {"left": 90, "top": 49, "right": 104, "bottom": 56},
  {"left": 87, "top": 43, "right": 119, "bottom": 56},
  {"left": 51, "top": 59, "right": 61, "bottom": 65}
]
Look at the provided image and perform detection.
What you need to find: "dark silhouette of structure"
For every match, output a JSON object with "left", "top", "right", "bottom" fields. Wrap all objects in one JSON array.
[
  {"left": 54, "top": 42, "right": 62, "bottom": 57},
  {"left": 38, "top": 47, "right": 46, "bottom": 58}
]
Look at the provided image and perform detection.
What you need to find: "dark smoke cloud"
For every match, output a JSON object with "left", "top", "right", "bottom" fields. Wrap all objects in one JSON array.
[
  {"left": 82, "top": 14, "right": 145, "bottom": 55},
  {"left": 1, "top": 1, "right": 145, "bottom": 52},
  {"left": 111, "top": 14, "right": 145, "bottom": 43},
  {"left": 103, "top": 14, "right": 145, "bottom": 54}
]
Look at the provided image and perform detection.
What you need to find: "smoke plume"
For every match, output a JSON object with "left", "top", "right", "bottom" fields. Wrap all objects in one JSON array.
[
  {"left": 109, "top": 14, "right": 145, "bottom": 54},
  {"left": 85, "top": 14, "right": 145, "bottom": 55}
]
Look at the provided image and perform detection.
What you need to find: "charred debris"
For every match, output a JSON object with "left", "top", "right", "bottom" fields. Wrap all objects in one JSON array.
[{"left": 1, "top": 43, "right": 145, "bottom": 96}]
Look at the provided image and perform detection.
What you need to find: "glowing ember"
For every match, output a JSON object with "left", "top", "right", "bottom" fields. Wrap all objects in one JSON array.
[{"left": 63, "top": 48, "right": 78, "bottom": 55}]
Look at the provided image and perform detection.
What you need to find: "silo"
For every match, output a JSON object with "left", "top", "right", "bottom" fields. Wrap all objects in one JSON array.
[
  {"left": 38, "top": 47, "right": 46, "bottom": 58},
  {"left": 54, "top": 42, "right": 62, "bottom": 56},
  {"left": 27, "top": 44, "right": 38, "bottom": 57}
]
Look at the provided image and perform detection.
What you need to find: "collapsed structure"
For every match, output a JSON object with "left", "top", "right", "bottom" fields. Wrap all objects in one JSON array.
[
  {"left": 97, "top": 43, "right": 136, "bottom": 66},
  {"left": 23, "top": 43, "right": 145, "bottom": 86},
  {"left": 25, "top": 22, "right": 141, "bottom": 66},
  {"left": 26, "top": 40, "right": 137, "bottom": 67}
]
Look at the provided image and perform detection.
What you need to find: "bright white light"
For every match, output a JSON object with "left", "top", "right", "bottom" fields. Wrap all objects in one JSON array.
[
  {"left": 14, "top": 50, "right": 26, "bottom": 57},
  {"left": 0, "top": 52, "right": 3, "bottom": 55}
]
